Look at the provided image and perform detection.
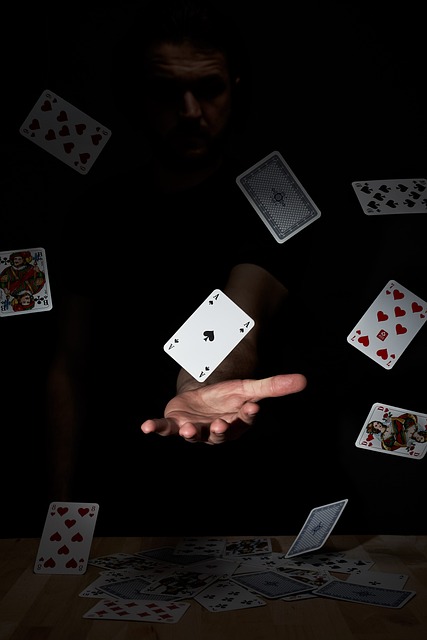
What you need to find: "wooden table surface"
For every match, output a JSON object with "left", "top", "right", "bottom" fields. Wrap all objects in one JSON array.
[{"left": 0, "top": 534, "right": 426, "bottom": 640}]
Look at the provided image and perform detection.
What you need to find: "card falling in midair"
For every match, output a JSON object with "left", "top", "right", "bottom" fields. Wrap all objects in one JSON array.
[
  {"left": 355, "top": 402, "right": 427, "bottom": 459},
  {"left": 352, "top": 178, "right": 427, "bottom": 215},
  {"left": 19, "top": 89, "right": 111, "bottom": 174},
  {"left": 164, "top": 289, "right": 254, "bottom": 382},
  {"left": 285, "top": 499, "right": 348, "bottom": 558},
  {"left": 236, "top": 150, "right": 321, "bottom": 243},
  {"left": 347, "top": 280, "right": 427, "bottom": 369},
  {"left": 0, "top": 247, "right": 52, "bottom": 316}
]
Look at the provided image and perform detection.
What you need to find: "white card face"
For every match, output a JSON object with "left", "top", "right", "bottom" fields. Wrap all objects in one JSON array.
[
  {"left": 347, "top": 280, "right": 427, "bottom": 369},
  {"left": 285, "top": 500, "right": 348, "bottom": 558},
  {"left": 83, "top": 597, "right": 190, "bottom": 623},
  {"left": 355, "top": 402, "right": 427, "bottom": 459},
  {"left": 0, "top": 247, "right": 53, "bottom": 316},
  {"left": 350, "top": 570, "right": 408, "bottom": 589},
  {"left": 19, "top": 89, "right": 111, "bottom": 174},
  {"left": 352, "top": 178, "right": 427, "bottom": 215},
  {"left": 163, "top": 289, "right": 255, "bottom": 382},
  {"left": 236, "top": 150, "right": 321, "bottom": 243},
  {"left": 34, "top": 502, "right": 99, "bottom": 574},
  {"left": 194, "top": 578, "right": 266, "bottom": 612}
]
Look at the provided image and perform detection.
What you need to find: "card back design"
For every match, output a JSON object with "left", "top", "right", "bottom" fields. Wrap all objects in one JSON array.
[
  {"left": 0, "top": 247, "right": 52, "bottom": 316},
  {"left": 285, "top": 499, "right": 348, "bottom": 558},
  {"left": 314, "top": 579, "right": 416, "bottom": 608},
  {"left": 236, "top": 150, "right": 321, "bottom": 243},
  {"left": 355, "top": 402, "right": 427, "bottom": 459}
]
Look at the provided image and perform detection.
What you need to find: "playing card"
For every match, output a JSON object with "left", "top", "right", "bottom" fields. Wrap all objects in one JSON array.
[
  {"left": 352, "top": 178, "right": 427, "bottom": 215},
  {"left": 0, "top": 247, "right": 52, "bottom": 316},
  {"left": 291, "top": 552, "right": 374, "bottom": 574},
  {"left": 235, "top": 150, "right": 321, "bottom": 243},
  {"left": 173, "top": 537, "right": 226, "bottom": 557},
  {"left": 34, "top": 502, "right": 99, "bottom": 574},
  {"left": 285, "top": 499, "right": 348, "bottom": 558},
  {"left": 83, "top": 597, "right": 190, "bottom": 623},
  {"left": 143, "top": 568, "right": 219, "bottom": 599},
  {"left": 355, "top": 402, "right": 427, "bottom": 459},
  {"left": 314, "top": 579, "right": 416, "bottom": 608},
  {"left": 347, "top": 280, "right": 427, "bottom": 369},
  {"left": 231, "top": 570, "right": 313, "bottom": 599},
  {"left": 349, "top": 570, "right": 408, "bottom": 589},
  {"left": 19, "top": 89, "right": 111, "bottom": 174},
  {"left": 163, "top": 289, "right": 254, "bottom": 381},
  {"left": 194, "top": 577, "right": 266, "bottom": 612},
  {"left": 223, "top": 537, "right": 272, "bottom": 557}
]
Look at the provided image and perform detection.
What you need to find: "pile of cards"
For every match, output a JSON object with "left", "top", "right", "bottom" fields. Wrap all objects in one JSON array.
[{"left": 79, "top": 532, "right": 415, "bottom": 622}]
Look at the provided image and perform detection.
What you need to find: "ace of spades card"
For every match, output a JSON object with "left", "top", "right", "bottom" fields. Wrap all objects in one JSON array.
[{"left": 164, "top": 289, "right": 254, "bottom": 381}]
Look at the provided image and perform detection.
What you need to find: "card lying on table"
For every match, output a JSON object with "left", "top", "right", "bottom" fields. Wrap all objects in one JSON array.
[
  {"left": 352, "top": 178, "right": 427, "bottom": 215},
  {"left": 20, "top": 89, "right": 111, "bottom": 174},
  {"left": 236, "top": 150, "right": 321, "bottom": 243},
  {"left": 347, "top": 280, "right": 427, "bottom": 369},
  {"left": 355, "top": 402, "right": 427, "bottom": 459},
  {"left": 164, "top": 289, "right": 254, "bottom": 382},
  {"left": 34, "top": 502, "right": 99, "bottom": 574}
]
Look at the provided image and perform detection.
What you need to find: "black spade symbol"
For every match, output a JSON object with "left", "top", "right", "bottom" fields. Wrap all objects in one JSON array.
[{"left": 203, "top": 330, "right": 215, "bottom": 342}]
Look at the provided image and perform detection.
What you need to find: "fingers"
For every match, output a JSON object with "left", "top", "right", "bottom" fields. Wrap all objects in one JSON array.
[
  {"left": 141, "top": 418, "right": 178, "bottom": 436},
  {"left": 242, "top": 373, "right": 307, "bottom": 402}
]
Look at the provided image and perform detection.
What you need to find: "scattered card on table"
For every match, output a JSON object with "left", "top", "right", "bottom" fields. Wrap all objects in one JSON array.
[
  {"left": 223, "top": 537, "right": 272, "bottom": 557},
  {"left": 20, "top": 89, "right": 111, "bottom": 174},
  {"left": 34, "top": 502, "right": 99, "bottom": 574},
  {"left": 164, "top": 289, "right": 254, "bottom": 382},
  {"left": 355, "top": 402, "right": 427, "bottom": 459},
  {"left": 232, "top": 570, "right": 313, "bottom": 599},
  {"left": 0, "top": 247, "right": 52, "bottom": 316},
  {"left": 194, "top": 577, "right": 266, "bottom": 612},
  {"left": 347, "top": 280, "right": 427, "bottom": 369},
  {"left": 83, "top": 597, "right": 190, "bottom": 623},
  {"left": 236, "top": 150, "right": 321, "bottom": 243},
  {"left": 285, "top": 499, "right": 348, "bottom": 558},
  {"left": 352, "top": 178, "right": 427, "bottom": 215},
  {"left": 314, "top": 579, "right": 416, "bottom": 608}
]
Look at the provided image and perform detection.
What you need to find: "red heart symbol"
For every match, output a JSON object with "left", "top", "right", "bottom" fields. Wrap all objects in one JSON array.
[
  {"left": 65, "top": 518, "right": 76, "bottom": 528},
  {"left": 393, "top": 289, "right": 404, "bottom": 300},
  {"left": 58, "top": 125, "right": 70, "bottom": 137},
  {"left": 394, "top": 306, "right": 406, "bottom": 317},
  {"left": 396, "top": 324, "right": 407, "bottom": 335},
  {"left": 44, "top": 557, "right": 56, "bottom": 567},
  {"left": 91, "top": 133, "right": 102, "bottom": 145},
  {"left": 63, "top": 142, "right": 75, "bottom": 154},
  {"left": 79, "top": 152, "right": 90, "bottom": 164},
  {"left": 58, "top": 545, "right": 70, "bottom": 555},
  {"left": 366, "top": 434, "right": 374, "bottom": 441},
  {"left": 29, "top": 118, "right": 40, "bottom": 130},
  {"left": 57, "top": 507, "right": 68, "bottom": 516},
  {"left": 377, "top": 348, "right": 388, "bottom": 360},
  {"left": 41, "top": 100, "right": 53, "bottom": 111},
  {"left": 57, "top": 110, "right": 68, "bottom": 122},
  {"left": 358, "top": 335, "right": 369, "bottom": 347},
  {"left": 65, "top": 558, "right": 78, "bottom": 568},
  {"left": 412, "top": 302, "right": 423, "bottom": 313},
  {"left": 377, "top": 311, "right": 388, "bottom": 322},
  {"left": 78, "top": 508, "right": 89, "bottom": 517},
  {"left": 45, "top": 129, "right": 56, "bottom": 140},
  {"left": 71, "top": 532, "right": 83, "bottom": 542},
  {"left": 75, "top": 123, "right": 86, "bottom": 135},
  {"left": 50, "top": 531, "right": 61, "bottom": 542}
]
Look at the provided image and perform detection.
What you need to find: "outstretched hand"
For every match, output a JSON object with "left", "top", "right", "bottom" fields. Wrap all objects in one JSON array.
[{"left": 140, "top": 373, "right": 307, "bottom": 444}]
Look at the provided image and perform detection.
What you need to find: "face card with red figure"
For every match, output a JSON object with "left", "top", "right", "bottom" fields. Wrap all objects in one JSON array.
[
  {"left": 34, "top": 502, "right": 99, "bottom": 574},
  {"left": 355, "top": 402, "right": 427, "bottom": 459},
  {"left": 347, "top": 280, "right": 427, "bottom": 369},
  {"left": 0, "top": 247, "right": 52, "bottom": 316},
  {"left": 20, "top": 89, "right": 111, "bottom": 174}
]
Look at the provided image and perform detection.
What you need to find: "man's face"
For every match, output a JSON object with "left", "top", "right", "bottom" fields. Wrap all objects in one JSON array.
[
  {"left": 12, "top": 256, "right": 25, "bottom": 268},
  {"left": 143, "top": 41, "right": 236, "bottom": 165}
]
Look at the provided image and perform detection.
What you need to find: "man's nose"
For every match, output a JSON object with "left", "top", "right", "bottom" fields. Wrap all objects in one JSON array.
[{"left": 180, "top": 90, "right": 202, "bottom": 118}]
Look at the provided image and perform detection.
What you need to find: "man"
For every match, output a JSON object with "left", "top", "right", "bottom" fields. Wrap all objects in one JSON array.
[{"left": 47, "top": 0, "right": 307, "bottom": 533}]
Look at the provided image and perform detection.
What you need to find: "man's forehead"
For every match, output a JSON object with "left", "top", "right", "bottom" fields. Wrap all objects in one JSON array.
[{"left": 145, "top": 42, "right": 229, "bottom": 79}]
